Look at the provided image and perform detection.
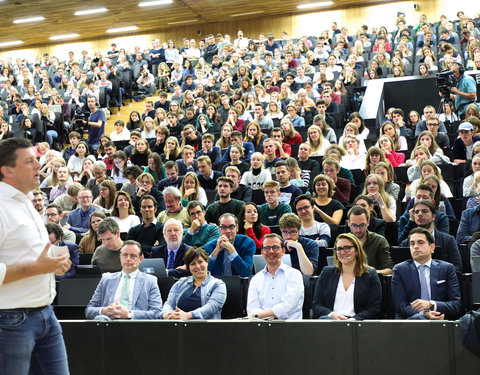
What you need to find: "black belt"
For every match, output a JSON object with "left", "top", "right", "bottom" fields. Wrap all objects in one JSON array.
[{"left": 0, "top": 305, "right": 49, "bottom": 312}]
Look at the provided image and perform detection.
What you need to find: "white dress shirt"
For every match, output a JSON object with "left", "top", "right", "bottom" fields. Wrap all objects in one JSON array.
[
  {"left": 247, "top": 262, "right": 304, "bottom": 320},
  {"left": 332, "top": 276, "right": 356, "bottom": 317},
  {"left": 0, "top": 182, "right": 54, "bottom": 308}
]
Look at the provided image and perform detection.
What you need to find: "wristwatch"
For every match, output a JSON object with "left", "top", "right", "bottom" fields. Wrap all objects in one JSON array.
[{"left": 127, "top": 311, "right": 133, "bottom": 319}]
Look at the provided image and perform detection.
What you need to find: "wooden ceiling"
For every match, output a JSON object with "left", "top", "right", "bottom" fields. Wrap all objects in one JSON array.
[{"left": 0, "top": 0, "right": 391, "bottom": 49}]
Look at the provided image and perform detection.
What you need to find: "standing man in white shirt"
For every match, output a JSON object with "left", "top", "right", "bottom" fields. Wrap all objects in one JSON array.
[
  {"left": 247, "top": 234, "right": 304, "bottom": 320},
  {"left": 0, "top": 138, "right": 71, "bottom": 374}
]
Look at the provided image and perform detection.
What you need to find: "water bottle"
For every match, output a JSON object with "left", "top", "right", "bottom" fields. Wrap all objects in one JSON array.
[
  {"left": 405, "top": 184, "right": 411, "bottom": 200},
  {"left": 438, "top": 201, "right": 446, "bottom": 212}
]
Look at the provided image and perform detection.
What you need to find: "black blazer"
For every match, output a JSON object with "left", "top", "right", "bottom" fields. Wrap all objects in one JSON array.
[
  {"left": 312, "top": 266, "right": 382, "bottom": 320},
  {"left": 150, "top": 242, "right": 191, "bottom": 278}
]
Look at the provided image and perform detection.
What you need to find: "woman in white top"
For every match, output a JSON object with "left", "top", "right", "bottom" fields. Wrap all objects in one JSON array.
[
  {"left": 307, "top": 125, "right": 331, "bottom": 157},
  {"left": 363, "top": 174, "right": 396, "bottom": 222},
  {"left": 338, "top": 123, "right": 367, "bottom": 154},
  {"left": 464, "top": 153, "right": 480, "bottom": 197},
  {"left": 340, "top": 135, "right": 366, "bottom": 170},
  {"left": 312, "top": 233, "right": 381, "bottom": 320},
  {"left": 93, "top": 180, "right": 117, "bottom": 215},
  {"left": 240, "top": 152, "right": 272, "bottom": 191},
  {"left": 67, "top": 141, "right": 90, "bottom": 173},
  {"left": 110, "top": 191, "right": 141, "bottom": 233},
  {"left": 406, "top": 160, "right": 453, "bottom": 201},
  {"left": 179, "top": 171, "right": 208, "bottom": 208},
  {"left": 348, "top": 112, "right": 370, "bottom": 141}
]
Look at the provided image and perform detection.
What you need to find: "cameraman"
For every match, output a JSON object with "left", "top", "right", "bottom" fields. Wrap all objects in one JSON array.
[
  {"left": 84, "top": 95, "right": 105, "bottom": 152},
  {"left": 445, "top": 63, "right": 477, "bottom": 119}
]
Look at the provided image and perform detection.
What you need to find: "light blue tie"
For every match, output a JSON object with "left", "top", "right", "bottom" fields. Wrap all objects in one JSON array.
[
  {"left": 418, "top": 265, "right": 430, "bottom": 301},
  {"left": 119, "top": 274, "right": 130, "bottom": 309}
]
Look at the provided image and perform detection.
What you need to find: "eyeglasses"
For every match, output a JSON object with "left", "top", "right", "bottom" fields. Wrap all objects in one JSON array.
[
  {"left": 220, "top": 224, "right": 236, "bottom": 231},
  {"left": 189, "top": 210, "right": 203, "bottom": 217},
  {"left": 334, "top": 245, "right": 355, "bottom": 253},
  {"left": 281, "top": 230, "right": 298, "bottom": 237},
  {"left": 349, "top": 223, "right": 367, "bottom": 229},
  {"left": 296, "top": 205, "right": 311, "bottom": 212},
  {"left": 263, "top": 245, "right": 282, "bottom": 253}
]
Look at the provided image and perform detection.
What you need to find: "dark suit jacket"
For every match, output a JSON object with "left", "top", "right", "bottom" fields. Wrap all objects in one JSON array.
[
  {"left": 312, "top": 266, "right": 382, "bottom": 320},
  {"left": 401, "top": 230, "right": 462, "bottom": 273},
  {"left": 392, "top": 259, "right": 462, "bottom": 320},
  {"left": 150, "top": 242, "right": 191, "bottom": 278}
]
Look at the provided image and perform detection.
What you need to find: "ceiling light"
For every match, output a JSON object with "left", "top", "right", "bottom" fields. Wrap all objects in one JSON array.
[
  {"left": 106, "top": 26, "right": 138, "bottom": 33},
  {"left": 297, "top": 2, "right": 333, "bottom": 9},
  {"left": 74, "top": 8, "right": 108, "bottom": 16},
  {"left": 139, "top": 0, "right": 172, "bottom": 7},
  {"left": 50, "top": 34, "right": 80, "bottom": 41},
  {"left": 0, "top": 40, "right": 24, "bottom": 47},
  {"left": 230, "top": 11, "right": 264, "bottom": 17},
  {"left": 13, "top": 16, "right": 45, "bottom": 24},
  {"left": 167, "top": 19, "right": 198, "bottom": 25}
]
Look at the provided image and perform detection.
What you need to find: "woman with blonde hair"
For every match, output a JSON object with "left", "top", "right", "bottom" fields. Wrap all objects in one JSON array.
[
  {"left": 216, "top": 124, "right": 233, "bottom": 149},
  {"left": 179, "top": 171, "right": 208, "bottom": 207},
  {"left": 339, "top": 123, "right": 367, "bottom": 154},
  {"left": 414, "top": 130, "right": 451, "bottom": 164},
  {"left": 363, "top": 174, "right": 396, "bottom": 222},
  {"left": 280, "top": 118, "right": 302, "bottom": 145},
  {"left": 307, "top": 125, "right": 330, "bottom": 156},
  {"left": 162, "top": 136, "right": 182, "bottom": 161},
  {"left": 407, "top": 160, "right": 453, "bottom": 201},
  {"left": 240, "top": 152, "right": 272, "bottom": 191},
  {"left": 377, "top": 135, "right": 405, "bottom": 167}
]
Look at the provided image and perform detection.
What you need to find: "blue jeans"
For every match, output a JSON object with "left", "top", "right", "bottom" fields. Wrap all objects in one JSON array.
[
  {"left": 0, "top": 305, "right": 69, "bottom": 374},
  {"left": 46, "top": 130, "right": 58, "bottom": 145}
]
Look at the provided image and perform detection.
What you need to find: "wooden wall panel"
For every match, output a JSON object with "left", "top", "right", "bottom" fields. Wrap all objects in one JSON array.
[{"left": 1, "top": 0, "right": 478, "bottom": 61}]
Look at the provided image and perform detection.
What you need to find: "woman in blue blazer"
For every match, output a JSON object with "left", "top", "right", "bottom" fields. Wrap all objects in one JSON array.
[
  {"left": 313, "top": 233, "right": 382, "bottom": 320},
  {"left": 162, "top": 247, "right": 226, "bottom": 320}
]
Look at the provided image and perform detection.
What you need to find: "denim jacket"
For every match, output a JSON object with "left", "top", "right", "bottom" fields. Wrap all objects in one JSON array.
[{"left": 161, "top": 273, "right": 226, "bottom": 319}]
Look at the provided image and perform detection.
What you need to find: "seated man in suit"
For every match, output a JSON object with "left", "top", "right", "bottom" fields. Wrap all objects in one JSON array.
[
  {"left": 204, "top": 213, "right": 255, "bottom": 277},
  {"left": 247, "top": 234, "right": 304, "bottom": 320},
  {"left": 457, "top": 206, "right": 480, "bottom": 244},
  {"left": 86, "top": 240, "right": 163, "bottom": 320},
  {"left": 183, "top": 201, "right": 220, "bottom": 247},
  {"left": 45, "top": 222, "right": 79, "bottom": 280},
  {"left": 392, "top": 228, "right": 462, "bottom": 320},
  {"left": 400, "top": 200, "right": 462, "bottom": 272},
  {"left": 151, "top": 218, "right": 191, "bottom": 278}
]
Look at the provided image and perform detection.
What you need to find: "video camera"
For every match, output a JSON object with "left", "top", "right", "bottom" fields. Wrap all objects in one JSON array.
[
  {"left": 436, "top": 70, "right": 454, "bottom": 97},
  {"left": 72, "top": 107, "right": 89, "bottom": 133}
]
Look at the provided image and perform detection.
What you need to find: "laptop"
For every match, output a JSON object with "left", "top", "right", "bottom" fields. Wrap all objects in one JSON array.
[{"left": 139, "top": 258, "right": 167, "bottom": 279}]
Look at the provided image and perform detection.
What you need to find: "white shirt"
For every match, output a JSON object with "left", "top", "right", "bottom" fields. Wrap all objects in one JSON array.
[
  {"left": 0, "top": 182, "right": 54, "bottom": 308},
  {"left": 112, "top": 215, "right": 141, "bottom": 233},
  {"left": 247, "top": 263, "right": 304, "bottom": 320},
  {"left": 113, "top": 269, "right": 139, "bottom": 311},
  {"left": 110, "top": 128, "right": 130, "bottom": 142},
  {"left": 332, "top": 276, "right": 356, "bottom": 317}
]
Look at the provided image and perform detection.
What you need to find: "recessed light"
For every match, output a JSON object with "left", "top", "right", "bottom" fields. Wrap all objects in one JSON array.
[
  {"left": 74, "top": 8, "right": 108, "bottom": 16},
  {"left": 230, "top": 11, "right": 264, "bottom": 17},
  {"left": 167, "top": 19, "right": 198, "bottom": 25},
  {"left": 0, "top": 40, "right": 24, "bottom": 47},
  {"left": 139, "top": 0, "right": 172, "bottom": 7},
  {"left": 50, "top": 34, "right": 80, "bottom": 41},
  {"left": 13, "top": 16, "right": 45, "bottom": 24},
  {"left": 297, "top": 2, "right": 333, "bottom": 9},
  {"left": 106, "top": 26, "right": 138, "bottom": 33}
]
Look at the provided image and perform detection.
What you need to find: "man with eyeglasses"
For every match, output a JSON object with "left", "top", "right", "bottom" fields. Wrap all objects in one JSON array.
[
  {"left": 183, "top": 201, "right": 220, "bottom": 247},
  {"left": 347, "top": 206, "right": 393, "bottom": 275},
  {"left": 400, "top": 200, "right": 462, "bottom": 273},
  {"left": 279, "top": 213, "right": 318, "bottom": 276},
  {"left": 85, "top": 161, "right": 112, "bottom": 200},
  {"left": 247, "top": 233, "right": 304, "bottom": 320},
  {"left": 391, "top": 228, "right": 462, "bottom": 320},
  {"left": 204, "top": 213, "right": 255, "bottom": 277},
  {"left": 151, "top": 218, "right": 191, "bottom": 278},
  {"left": 32, "top": 190, "right": 47, "bottom": 222},
  {"left": 86, "top": 240, "right": 163, "bottom": 321},
  {"left": 286, "top": 104, "right": 305, "bottom": 128},
  {"left": 65, "top": 189, "right": 99, "bottom": 238},
  {"left": 45, "top": 204, "right": 76, "bottom": 243},
  {"left": 414, "top": 105, "right": 448, "bottom": 136},
  {"left": 425, "top": 117, "right": 450, "bottom": 149},
  {"left": 295, "top": 194, "right": 331, "bottom": 249},
  {"left": 92, "top": 218, "right": 124, "bottom": 273}
]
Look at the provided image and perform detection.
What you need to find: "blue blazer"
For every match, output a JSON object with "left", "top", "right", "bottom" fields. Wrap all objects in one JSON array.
[
  {"left": 204, "top": 234, "right": 255, "bottom": 277},
  {"left": 312, "top": 266, "right": 382, "bottom": 320},
  {"left": 391, "top": 259, "right": 462, "bottom": 320},
  {"left": 401, "top": 230, "right": 462, "bottom": 273},
  {"left": 85, "top": 271, "right": 163, "bottom": 320}
]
